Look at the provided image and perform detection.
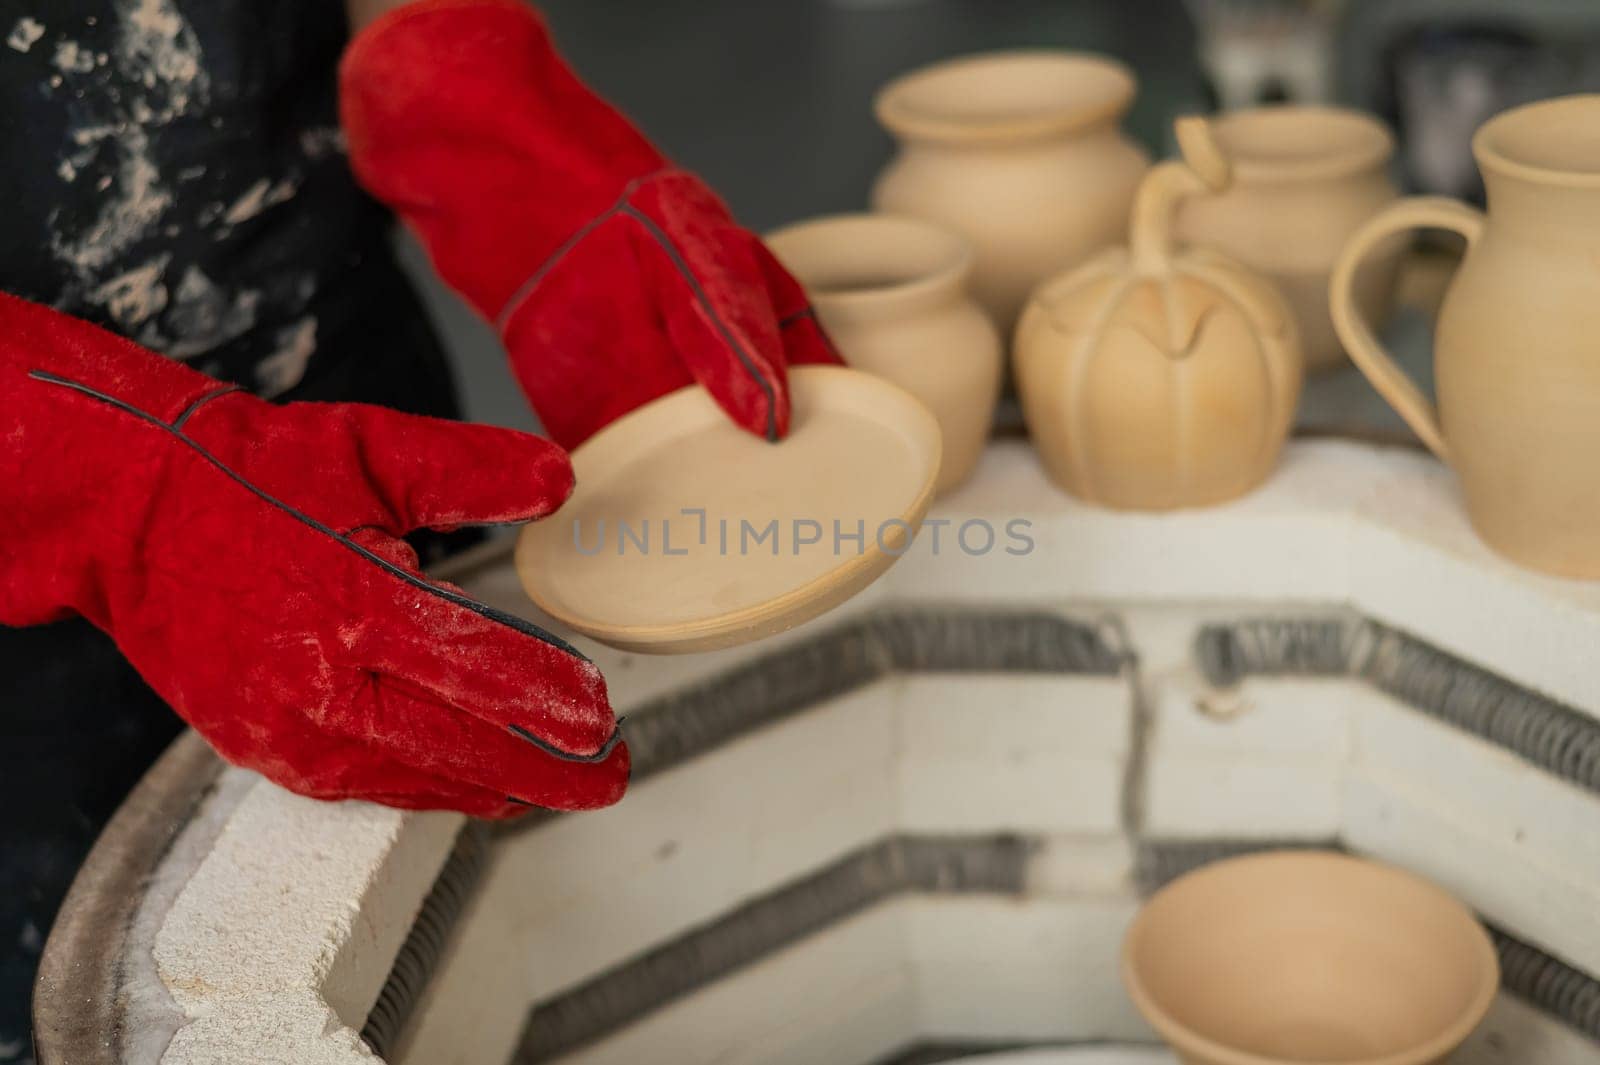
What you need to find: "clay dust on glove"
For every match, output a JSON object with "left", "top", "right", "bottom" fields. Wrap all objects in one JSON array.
[{"left": 0, "top": 292, "right": 628, "bottom": 818}]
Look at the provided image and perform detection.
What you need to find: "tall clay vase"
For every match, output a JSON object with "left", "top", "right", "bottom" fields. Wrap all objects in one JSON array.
[
  {"left": 1014, "top": 117, "right": 1303, "bottom": 510},
  {"left": 767, "top": 214, "right": 1002, "bottom": 495},
  {"left": 1176, "top": 105, "right": 1401, "bottom": 372},
  {"left": 871, "top": 51, "right": 1150, "bottom": 331},
  {"left": 1331, "top": 94, "right": 1600, "bottom": 579}
]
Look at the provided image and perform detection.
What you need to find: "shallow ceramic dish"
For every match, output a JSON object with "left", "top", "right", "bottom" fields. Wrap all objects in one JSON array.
[
  {"left": 516, "top": 366, "right": 940, "bottom": 654},
  {"left": 1122, "top": 850, "right": 1499, "bottom": 1065}
]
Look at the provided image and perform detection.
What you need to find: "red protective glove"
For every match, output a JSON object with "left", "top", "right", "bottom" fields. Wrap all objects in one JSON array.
[
  {"left": 0, "top": 293, "right": 627, "bottom": 818},
  {"left": 340, "top": 0, "right": 841, "bottom": 450}
]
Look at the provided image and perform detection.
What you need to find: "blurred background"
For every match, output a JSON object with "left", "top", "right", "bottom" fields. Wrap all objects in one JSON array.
[{"left": 404, "top": 0, "right": 1600, "bottom": 438}]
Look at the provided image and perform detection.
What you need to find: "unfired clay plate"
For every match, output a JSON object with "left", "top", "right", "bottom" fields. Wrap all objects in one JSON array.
[{"left": 516, "top": 366, "right": 940, "bottom": 654}]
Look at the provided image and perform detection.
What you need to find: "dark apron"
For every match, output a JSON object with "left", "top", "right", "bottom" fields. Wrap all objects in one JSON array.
[{"left": 0, "top": 3, "right": 469, "bottom": 1057}]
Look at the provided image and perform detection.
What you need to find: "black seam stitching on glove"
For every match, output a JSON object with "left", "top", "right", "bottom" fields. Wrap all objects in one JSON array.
[
  {"left": 777, "top": 306, "right": 816, "bottom": 329},
  {"left": 26, "top": 370, "right": 613, "bottom": 687},
  {"left": 507, "top": 714, "right": 626, "bottom": 764},
  {"left": 617, "top": 203, "right": 780, "bottom": 442},
  {"left": 492, "top": 168, "right": 671, "bottom": 332},
  {"left": 777, "top": 305, "right": 844, "bottom": 362},
  {"left": 492, "top": 168, "right": 781, "bottom": 443},
  {"left": 171, "top": 384, "right": 244, "bottom": 429}
]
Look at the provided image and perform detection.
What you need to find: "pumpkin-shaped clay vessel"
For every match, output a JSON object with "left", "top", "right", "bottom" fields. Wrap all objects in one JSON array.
[{"left": 1016, "top": 118, "right": 1303, "bottom": 510}]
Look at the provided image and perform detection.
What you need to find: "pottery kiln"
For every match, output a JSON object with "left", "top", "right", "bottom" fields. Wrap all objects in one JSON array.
[{"left": 34, "top": 439, "right": 1600, "bottom": 1065}]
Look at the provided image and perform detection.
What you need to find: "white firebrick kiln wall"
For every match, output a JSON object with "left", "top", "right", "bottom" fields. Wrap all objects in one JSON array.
[{"left": 146, "top": 440, "right": 1600, "bottom": 1065}]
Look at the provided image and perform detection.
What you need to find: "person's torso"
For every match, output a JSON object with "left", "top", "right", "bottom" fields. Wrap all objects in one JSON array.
[{"left": 0, "top": 0, "right": 395, "bottom": 395}]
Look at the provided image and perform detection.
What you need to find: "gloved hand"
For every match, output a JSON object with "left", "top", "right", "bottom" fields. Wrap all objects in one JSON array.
[
  {"left": 340, "top": 0, "right": 841, "bottom": 450},
  {"left": 0, "top": 293, "right": 627, "bottom": 818}
]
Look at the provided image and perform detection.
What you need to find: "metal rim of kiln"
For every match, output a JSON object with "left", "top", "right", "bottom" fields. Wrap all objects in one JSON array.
[{"left": 32, "top": 732, "right": 225, "bottom": 1065}]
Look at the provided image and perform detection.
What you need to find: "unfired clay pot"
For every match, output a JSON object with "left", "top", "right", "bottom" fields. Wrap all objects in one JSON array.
[
  {"left": 1177, "top": 105, "right": 1401, "bottom": 372},
  {"left": 767, "top": 214, "right": 1002, "bottom": 495},
  {"left": 1122, "top": 851, "right": 1499, "bottom": 1065},
  {"left": 1014, "top": 118, "right": 1302, "bottom": 510},
  {"left": 871, "top": 51, "right": 1150, "bottom": 330},
  {"left": 1330, "top": 94, "right": 1600, "bottom": 579}
]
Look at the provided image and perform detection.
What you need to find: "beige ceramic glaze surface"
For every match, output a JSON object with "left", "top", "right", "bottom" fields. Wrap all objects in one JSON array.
[
  {"left": 1015, "top": 117, "right": 1302, "bottom": 511},
  {"left": 1123, "top": 851, "right": 1499, "bottom": 1065},
  {"left": 871, "top": 50, "right": 1150, "bottom": 329},
  {"left": 767, "top": 214, "right": 1002, "bottom": 495},
  {"left": 1331, "top": 94, "right": 1600, "bottom": 579},
  {"left": 1177, "top": 106, "right": 1401, "bottom": 372},
  {"left": 516, "top": 367, "right": 940, "bottom": 653}
]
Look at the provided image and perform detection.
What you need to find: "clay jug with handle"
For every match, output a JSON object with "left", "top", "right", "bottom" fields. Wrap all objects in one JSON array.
[
  {"left": 1177, "top": 105, "right": 1400, "bottom": 372},
  {"left": 1330, "top": 95, "right": 1600, "bottom": 579}
]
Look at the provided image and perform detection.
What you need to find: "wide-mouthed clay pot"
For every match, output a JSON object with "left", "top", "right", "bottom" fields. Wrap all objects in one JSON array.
[
  {"left": 767, "top": 214, "right": 1001, "bottom": 495},
  {"left": 1123, "top": 851, "right": 1499, "bottom": 1065},
  {"left": 1177, "top": 105, "right": 1401, "bottom": 372},
  {"left": 1330, "top": 94, "right": 1600, "bottom": 579},
  {"left": 871, "top": 50, "right": 1150, "bottom": 330},
  {"left": 1014, "top": 117, "right": 1302, "bottom": 510}
]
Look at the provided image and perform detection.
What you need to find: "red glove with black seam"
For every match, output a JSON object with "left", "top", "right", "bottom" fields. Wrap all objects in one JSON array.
[
  {"left": 339, "top": 0, "right": 841, "bottom": 451},
  {"left": 0, "top": 292, "right": 626, "bottom": 818}
]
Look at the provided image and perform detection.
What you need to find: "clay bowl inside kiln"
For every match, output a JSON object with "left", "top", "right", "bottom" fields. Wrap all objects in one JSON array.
[{"left": 1122, "top": 851, "right": 1498, "bottom": 1065}]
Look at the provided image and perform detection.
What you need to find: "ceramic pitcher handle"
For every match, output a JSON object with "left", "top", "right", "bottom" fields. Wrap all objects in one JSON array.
[{"left": 1329, "top": 196, "right": 1485, "bottom": 462}]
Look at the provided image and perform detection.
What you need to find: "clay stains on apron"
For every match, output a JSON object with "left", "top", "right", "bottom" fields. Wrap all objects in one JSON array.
[{"left": 3, "top": 0, "right": 356, "bottom": 396}]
